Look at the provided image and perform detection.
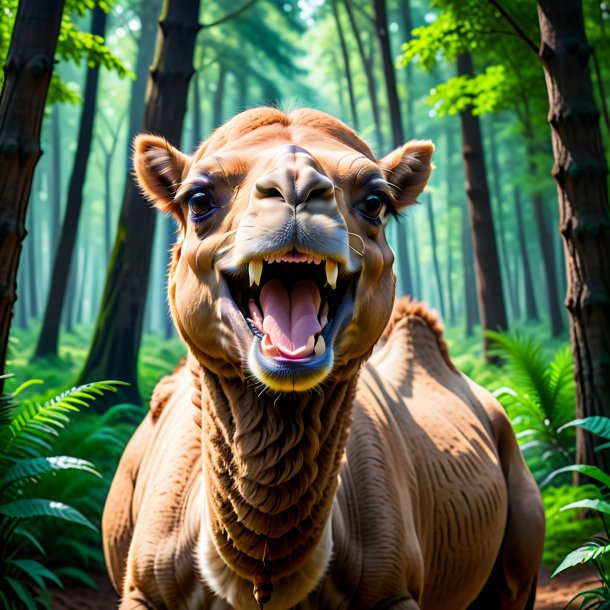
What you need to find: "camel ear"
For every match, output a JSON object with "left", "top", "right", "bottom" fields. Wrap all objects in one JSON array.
[
  {"left": 133, "top": 134, "right": 191, "bottom": 214},
  {"left": 379, "top": 140, "right": 434, "bottom": 211}
]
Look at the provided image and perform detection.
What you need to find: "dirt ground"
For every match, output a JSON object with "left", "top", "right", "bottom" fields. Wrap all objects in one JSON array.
[{"left": 48, "top": 566, "right": 593, "bottom": 609}]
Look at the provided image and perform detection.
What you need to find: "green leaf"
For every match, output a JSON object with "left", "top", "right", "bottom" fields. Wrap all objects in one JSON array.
[
  {"left": 542, "top": 465, "right": 610, "bottom": 489},
  {"left": 13, "top": 525, "right": 46, "bottom": 555},
  {"left": 5, "top": 576, "right": 37, "bottom": 610},
  {"left": 560, "top": 499, "right": 610, "bottom": 516},
  {"left": 9, "top": 559, "right": 63, "bottom": 589},
  {"left": 560, "top": 417, "right": 610, "bottom": 441},
  {"left": 552, "top": 542, "right": 610, "bottom": 577},
  {"left": 0, "top": 456, "right": 101, "bottom": 488},
  {"left": 0, "top": 499, "right": 98, "bottom": 530},
  {"left": 55, "top": 567, "right": 97, "bottom": 589}
]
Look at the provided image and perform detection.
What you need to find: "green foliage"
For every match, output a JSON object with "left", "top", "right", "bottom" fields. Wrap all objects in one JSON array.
[
  {"left": 486, "top": 331, "right": 576, "bottom": 484},
  {"left": 0, "top": 378, "right": 129, "bottom": 607},
  {"left": 428, "top": 65, "right": 511, "bottom": 116},
  {"left": 542, "top": 484, "right": 601, "bottom": 568},
  {"left": 548, "top": 417, "right": 610, "bottom": 608},
  {"left": 0, "top": 0, "right": 133, "bottom": 105}
]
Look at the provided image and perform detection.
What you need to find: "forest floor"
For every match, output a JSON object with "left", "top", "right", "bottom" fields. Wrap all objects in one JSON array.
[{"left": 48, "top": 566, "right": 592, "bottom": 609}]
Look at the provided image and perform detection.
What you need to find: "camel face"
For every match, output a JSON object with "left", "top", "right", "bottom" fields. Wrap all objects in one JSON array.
[{"left": 134, "top": 107, "right": 433, "bottom": 393}]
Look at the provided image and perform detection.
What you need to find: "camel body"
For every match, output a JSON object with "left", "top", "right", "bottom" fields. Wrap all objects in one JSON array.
[
  {"left": 103, "top": 303, "right": 543, "bottom": 610},
  {"left": 102, "top": 107, "right": 543, "bottom": 609}
]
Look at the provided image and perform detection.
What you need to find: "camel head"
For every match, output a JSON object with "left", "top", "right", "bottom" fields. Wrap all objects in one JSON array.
[{"left": 134, "top": 108, "right": 433, "bottom": 394}]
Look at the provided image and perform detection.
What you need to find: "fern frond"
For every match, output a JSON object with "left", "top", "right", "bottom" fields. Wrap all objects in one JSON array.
[{"left": 486, "top": 330, "right": 552, "bottom": 414}]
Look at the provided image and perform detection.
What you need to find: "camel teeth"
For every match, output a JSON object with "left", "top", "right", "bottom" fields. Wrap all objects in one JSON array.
[
  {"left": 325, "top": 260, "right": 338, "bottom": 289},
  {"left": 314, "top": 335, "right": 326, "bottom": 357},
  {"left": 249, "top": 259, "right": 263, "bottom": 286}
]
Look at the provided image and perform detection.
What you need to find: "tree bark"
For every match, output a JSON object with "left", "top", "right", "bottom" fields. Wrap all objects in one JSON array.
[
  {"left": 373, "top": 0, "right": 404, "bottom": 148},
  {"left": 537, "top": 1, "right": 610, "bottom": 471},
  {"left": 34, "top": 4, "right": 106, "bottom": 358},
  {"left": 426, "top": 193, "right": 446, "bottom": 318},
  {"left": 78, "top": 0, "right": 201, "bottom": 403},
  {"left": 342, "top": 0, "right": 384, "bottom": 150},
  {"left": 457, "top": 52, "right": 508, "bottom": 355},
  {"left": 330, "top": 0, "right": 359, "bottom": 131},
  {"left": 514, "top": 187, "right": 539, "bottom": 321},
  {"left": 0, "top": 0, "right": 65, "bottom": 389}
]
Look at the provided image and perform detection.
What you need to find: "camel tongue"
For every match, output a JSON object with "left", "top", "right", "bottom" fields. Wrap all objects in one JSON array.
[{"left": 260, "top": 279, "right": 321, "bottom": 359}]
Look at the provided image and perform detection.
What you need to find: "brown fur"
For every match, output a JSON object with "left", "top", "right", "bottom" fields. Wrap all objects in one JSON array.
[{"left": 102, "top": 108, "right": 544, "bottom": 610}]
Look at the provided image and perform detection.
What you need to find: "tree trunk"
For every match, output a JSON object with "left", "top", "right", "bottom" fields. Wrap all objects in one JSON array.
[
  {"left": 409, "top": 221, "right": 422, "bottom": 298},
  {"left": 457, "top": 52, "right": 508, "bottom": 355},
  {"left": 397, "top": 0, "right": 415, "bottom": 138},
  {"left": 445, "top": 128, "right": 456, "bottom": 324},
  {"left": 514, "top": 187, "right": 539, "bottom": 321},
  {"left": 462, "top": 205, "right": 478, "bottom": 337},
  {"left": 537, "top": 1, "right": 610, "bottom": 471},
  {"left": 523, "top": 123, "right": 565, "bottom": 335},
  {"left": 78, "top": 0, "right": 201, "bottom": 403},
  {"left": 213, "top": 63, "right": 226, "bottom": 129},
  {"left": 192, "top": 70, "right": 203, "bottom": 147},
  {"left": 50, "top": 103, "right": 62, "bottom": 256},
  {"left": 373, "top": 0, "right": 404, "bottom": 148},
  {"left": 331, "top": 0, "right": 359, "bottom": 131},
  {"left": 122, "top": 0, "right": 163, "bottom": 172},
  {"left": 0, "top": 0, "right": 64, "bottom": 389},
  {"left": 394, "top": 222, "right": 413, "bottom": 296},
  {"left": 487, "top": 118, "right": 519, "bottom": 320},
  {"left": 34, "top": 5, "right": 106, "bottom": 358},
  {"left": 342, "top": 0, "right": 384, "bottom": 150},
  {"left": 426, "top": 193, "right": 446, "bottom": 318}
]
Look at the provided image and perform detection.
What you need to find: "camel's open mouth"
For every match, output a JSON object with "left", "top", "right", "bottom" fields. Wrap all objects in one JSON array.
[{"left": 224, "top": 248, "right": 356, "bottom": 392}]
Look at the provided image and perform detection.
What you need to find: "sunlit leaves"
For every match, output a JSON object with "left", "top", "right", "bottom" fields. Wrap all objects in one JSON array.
[{"left": 427, "top": 65, "right": 510, "bottom": 116}]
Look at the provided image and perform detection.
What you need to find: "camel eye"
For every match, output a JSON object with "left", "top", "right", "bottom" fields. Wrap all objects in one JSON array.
[
  {"left": 358, "top": 193, "right": 387, "bottom": 223},
  {"left": 188, "top": 189, "right": 215, "bottom": 221}
]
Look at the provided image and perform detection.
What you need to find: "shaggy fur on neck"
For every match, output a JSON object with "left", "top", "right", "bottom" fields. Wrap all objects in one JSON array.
[{"left": 190, "top": 357, "right": 357, "bottom": 585}]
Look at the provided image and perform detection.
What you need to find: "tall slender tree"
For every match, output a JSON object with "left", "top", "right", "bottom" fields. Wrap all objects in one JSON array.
[
  {"left": 514, "top": 187, "right": 539, "bottom": 321},
  {"left": 34, "top": 4, "right": 107, "bottom": 358},
  {"left": 78, "top": 0, "right": 201, "bottom": 402},
  {"left": 342, "top": 0, "right": 384, "bottom": 149},
  {"left": 457, "top": 52, "right": 508, "bottom": 355},
  {"left": 426, "top": 193, "right": 446, "bottom": 318},
  {"left": 0, "top": 0, "right": 65, "bottom": 389},
  {"left": 331, "top": 0, "right": 359, "bottom": 131},
  {"left": 373, "top": 0, "right": 404, "bottom": 149}
]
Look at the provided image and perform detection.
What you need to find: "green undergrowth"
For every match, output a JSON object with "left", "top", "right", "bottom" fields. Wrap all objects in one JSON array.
[{"left": 7, "top": 323, "right": 185, "bottom": 405}]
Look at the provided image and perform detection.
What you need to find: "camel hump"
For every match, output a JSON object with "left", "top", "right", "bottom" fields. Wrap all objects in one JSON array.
[
  {"left": 149, "top": 355, "right": 188, "bottom": 423},
  {"left": 381, "top": 296, "right": 455, "bottom": 371}
]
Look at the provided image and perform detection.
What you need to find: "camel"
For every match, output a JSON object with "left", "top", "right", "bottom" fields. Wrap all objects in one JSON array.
[{"left": 102, "top": 107, "right": 544, "bottom": 610}]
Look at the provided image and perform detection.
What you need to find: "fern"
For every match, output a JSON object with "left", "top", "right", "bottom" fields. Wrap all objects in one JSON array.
[
  {"left": 487, "top": 331, "right": 576, "bottom": 483},
  {"left": 0, "top": 379, "right": 128, "bottom": 608}
]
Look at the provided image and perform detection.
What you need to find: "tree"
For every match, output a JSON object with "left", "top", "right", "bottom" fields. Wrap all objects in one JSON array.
[
  {"left": 458, "top": 52, "right": 508, "bottom": 353},
  {"left": 0, "top": 0, "right": 65, "bottom": 391},
  {"left": 78, "top": 0, "right": 201, "bottom": 402},
  {"left": 535, "top": 0, "right": 610, "bottom": 472},
  {"left": 34, "top": 4, "right": 111, "bottom": 358}
]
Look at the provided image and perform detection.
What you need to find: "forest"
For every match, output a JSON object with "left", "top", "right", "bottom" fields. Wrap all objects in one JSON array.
[{"left": 0, "top": 0, "right": 609, "bottom": 608}]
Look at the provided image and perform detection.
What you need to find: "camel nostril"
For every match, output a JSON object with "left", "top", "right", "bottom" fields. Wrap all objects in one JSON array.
[
  {"left": 255, "top": 183, "right": 284, "bottom": 199},
  {"left": 304, "top": 186, "right": 334, "bottom": 202}
]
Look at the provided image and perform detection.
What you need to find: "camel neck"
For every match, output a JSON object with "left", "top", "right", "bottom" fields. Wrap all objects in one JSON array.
[{"left": 190, "top": 357, "right": 357, "bottom": 588}]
